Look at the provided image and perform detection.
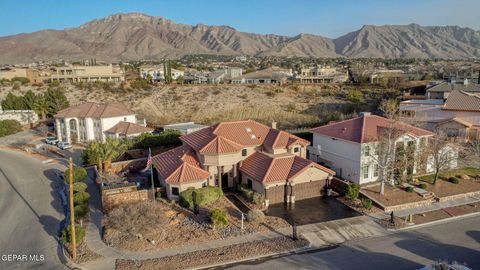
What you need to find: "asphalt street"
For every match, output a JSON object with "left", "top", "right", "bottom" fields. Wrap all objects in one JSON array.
[
  {"left": 227, "top": 215, "right": 480, "bottom": 270},
  {"left": 0, "top": 149, "right": 67, "bottom": 270}
]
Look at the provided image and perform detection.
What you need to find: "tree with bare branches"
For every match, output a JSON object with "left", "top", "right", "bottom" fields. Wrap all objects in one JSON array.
[{"left": 425, "top": 133, "right": 460, "bottom": 184}]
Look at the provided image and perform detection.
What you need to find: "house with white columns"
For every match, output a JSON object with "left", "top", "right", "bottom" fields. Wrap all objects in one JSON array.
[{"left": 54, "top": 102, "right": 150, "bottom": 144}]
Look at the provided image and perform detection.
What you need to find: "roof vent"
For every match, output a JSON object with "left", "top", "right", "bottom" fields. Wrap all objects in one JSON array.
[
  {"left": 359, "top": 112, "right": 371, "bottom": 117},
  {"left": 251, "top": 134, "right": 256, "bottom": 139},
  {"left": 246, "top": 127, "right": 252, "bottom": 132}
]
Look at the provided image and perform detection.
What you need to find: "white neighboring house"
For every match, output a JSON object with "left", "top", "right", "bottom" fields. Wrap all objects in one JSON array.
[
  {"left": 309, "top": 113, "right": 436, "bottom": 185},
  {"left": 139, "top": 66, "right": 184, "bottom": 82},
  {"left": 54, "top": 102, "right": 150, "bottom": 144}
]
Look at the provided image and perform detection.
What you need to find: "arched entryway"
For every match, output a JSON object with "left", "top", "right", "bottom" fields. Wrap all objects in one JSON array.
[{"left": 69, "top": 119, "right": 79, "bottom": 144}]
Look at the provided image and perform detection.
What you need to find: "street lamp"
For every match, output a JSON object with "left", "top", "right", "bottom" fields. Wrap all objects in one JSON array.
[{"left": 43, "top": 157, "right": 77, "bottom": 260}]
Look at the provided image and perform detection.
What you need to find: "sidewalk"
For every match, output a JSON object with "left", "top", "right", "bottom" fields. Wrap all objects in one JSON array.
[{"left": 369, "top": 193, "right": 480, "bottom": 219}]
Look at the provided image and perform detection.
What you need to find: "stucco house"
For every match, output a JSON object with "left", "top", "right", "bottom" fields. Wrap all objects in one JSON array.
[
  {"left": 151, "top": 120, "right": 335, "bottom": 205},
  {"left": 230, "top": 67, "right": 292, "bottom": 85},
  {"left": 54, "top": 102, "right": 151, "bottom": 144},
  {"left": 400, "top": 90, "right": 480, "bottom": 141},
  {"left": 309, "top": 113, "right": 434, "bottom": 185}
]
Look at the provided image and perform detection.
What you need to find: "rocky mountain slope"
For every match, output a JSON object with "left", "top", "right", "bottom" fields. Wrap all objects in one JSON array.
[{"left": 0, "top": 13, "right": 479, "bottom": 63}]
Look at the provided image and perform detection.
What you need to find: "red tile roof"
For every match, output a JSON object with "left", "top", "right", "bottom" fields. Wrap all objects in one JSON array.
[
  {"left": 181, "top": 119, "right": 309, "bottom": 154},
  {"left": 240, "top": 152, "right": 334, "bottom": 184},
  {"left": 104, "top": 121, "right": 153, "bottom": 135},
  {"left": 152, "top": 145, "right": 210, "bottom": 184},
  {"left": 443, "top": 91, "right": 480, "bottom": 112},
  {"left": 310, "top": 115, "right": 433, "bottom": 143},
  {"left": 55, "top": 102, "right": 134, "bottom": 118}
]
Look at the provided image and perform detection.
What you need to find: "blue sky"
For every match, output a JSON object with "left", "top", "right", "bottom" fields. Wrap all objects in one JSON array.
[{"left": 1, "top": 0, "right": 479, "bottom": 38}]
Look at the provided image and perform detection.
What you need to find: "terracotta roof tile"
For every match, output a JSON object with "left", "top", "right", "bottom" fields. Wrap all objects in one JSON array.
[
  {"left": 55, "top": 102, "right": 134, "bottom": 118},
  {"left": 152, "top": 145, "right": 210, "bottom": 184},
  {"left": 200, "top": 136, "right": 244, "bottom": 154},
  {"left": 443, "top": 91, "right": 480, "bottom": 112},
  {"left": 311, "top": 115, "right": 432, "bottom": 143},
  {"left": 240, "top": 152, "right": 334, "bottom": 184},
  {"left": 104, "top": 121, "right": 153, "bottom": 135}
]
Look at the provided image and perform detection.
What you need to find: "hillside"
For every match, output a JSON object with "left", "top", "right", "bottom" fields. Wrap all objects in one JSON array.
[{"left": 0, "top": 13, "right": 479, "bottom": 63}]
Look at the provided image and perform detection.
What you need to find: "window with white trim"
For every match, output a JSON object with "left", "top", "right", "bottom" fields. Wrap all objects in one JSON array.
[{"left": 362, "top": 165, "right": 369, "bottom": 179}]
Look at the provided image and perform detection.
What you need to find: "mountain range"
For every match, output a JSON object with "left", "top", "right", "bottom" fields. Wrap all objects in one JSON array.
[{"left": 0, "top": 12, "right": 479, "bottom": 63}]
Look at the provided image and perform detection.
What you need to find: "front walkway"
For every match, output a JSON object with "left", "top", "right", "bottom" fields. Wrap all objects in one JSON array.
[{"left": 82, "top": 172, "right": 387, "bottom": 269}]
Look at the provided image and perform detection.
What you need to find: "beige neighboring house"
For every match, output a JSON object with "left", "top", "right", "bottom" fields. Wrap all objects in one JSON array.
[
  {"left": 152, "top": 120, "right": 335, "bottom": 205},
  {"left": 0, "top": 67, "right": 50, "bottom": 83},
  {"left": 230, "top": 67, "right": 292, "bottom": 85},
  {"left": 400, "top": 90, "right": 480, "bottom": 141},
  {"left": 54, "top": 102, "right": 148, "bottom": 144},
  {"left": 299, "top": 65, "right": 348, "bottom": 83},
  {"left": 51, "top": 64, "right": 124, "bottom": 83},
  {"left": 370, "top": 69, "right": 405, "bottom": 84}
]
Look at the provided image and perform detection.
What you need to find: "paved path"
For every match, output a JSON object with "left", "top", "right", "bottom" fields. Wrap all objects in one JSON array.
[
  {"left": 227, "top": 215, "right": 480, "bottom": 270},
  {"left": 0, "top": 149, "right": 67, "bottom": 270}
]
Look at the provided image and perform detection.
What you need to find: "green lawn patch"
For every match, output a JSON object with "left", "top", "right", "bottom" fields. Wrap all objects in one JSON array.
[{"left": 417, "top": 167, "right": 480, "bottom": 184}]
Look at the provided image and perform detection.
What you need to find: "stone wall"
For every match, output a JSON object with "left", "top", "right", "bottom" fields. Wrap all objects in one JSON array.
[
  {"left": 102, "top": 187, "right": 150, "bottom": 211},
  {"left": 110, "top": 157, "right": 147, "bottom": 174},
  {"left": 0, "top": 110, "right": 39, "bottom": 125},
  {"left": 437, "top": 190, "right": 480, "bottom": 203}
]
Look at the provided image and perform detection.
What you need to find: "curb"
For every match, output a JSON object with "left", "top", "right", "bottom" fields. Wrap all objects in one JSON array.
[
  {"left": 388, "top": 211, "right": 480, "bottom": 232},
  {"left": 59, "top": 241, "right": 83, "bottom": 270},
  {"left": 193, "top": 245, "right": 316, "bottom": 270}
]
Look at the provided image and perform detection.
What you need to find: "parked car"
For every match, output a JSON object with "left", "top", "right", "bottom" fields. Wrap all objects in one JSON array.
[
  {"left": 57, "top": 141, "right": 72, "bottom": 150},
  {"left": 45, "top": 136, "right": 59, "bottom": 145}
]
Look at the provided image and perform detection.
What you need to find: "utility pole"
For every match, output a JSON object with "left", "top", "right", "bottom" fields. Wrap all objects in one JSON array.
[{"left": 69, "top": 157, "right": 77, "bottom": 260}]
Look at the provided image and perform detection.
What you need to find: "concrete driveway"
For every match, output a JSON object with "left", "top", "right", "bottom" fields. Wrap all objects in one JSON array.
[{"left": 0, "top": 149, "right": 67, "bottom": 270}]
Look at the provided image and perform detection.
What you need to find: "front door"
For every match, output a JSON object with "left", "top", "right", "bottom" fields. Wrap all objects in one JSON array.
[{"left": 221, "top": 173, "right": 229, "bottom": 190}]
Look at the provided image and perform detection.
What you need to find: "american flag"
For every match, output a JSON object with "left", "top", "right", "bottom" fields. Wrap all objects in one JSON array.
[{"left": 143, "top": 148, "right": 153, "bottom": 172}]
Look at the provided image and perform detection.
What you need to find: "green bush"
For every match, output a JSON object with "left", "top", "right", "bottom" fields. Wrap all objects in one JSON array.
[
  {"left": 252, "top": 192, "right": 264, "bottom": 206},
  {"left": 64, "top": 167, "right": 88, "bottom": 183},
  {"left": 0, "top": 119, "right": 22, "bottom": 137},
  {"left": 129, "top": 130, "right": 182, "bottom": 149},
  {"left": 448, "top": 177, "right": 460, "bottom": 184},
  {"left": 246, "top": 209, "right": 265, "bottom": 223},
  {"left": 74, "top": 203, "right": 89, "bottom": 219},
  {"left": 155, "top": 190, "right": 165, "bottom": 199},
  {"left": 73, "top": 191, "right": 91, "bottom": 205},
  {"left": 179, "top": 186, "right": 223, "bottom": 209},
  {"left": 11, "top": 76, "right": 30, "bottom": 84},
  {"left": 238, "top": 184, "right": 264, "bottom": 206},
  {"left": 209, "top": 208, "right": 228, "bottom": 228},
  {"left": 61, "top": 225, "right": 85, "bottom": 244},
  {"left": 418, "top": 183, "right": 427, "bottom": 189},
  {"left": 72, "top": 182, "right": 88, "bottom": 193},
  {"left": 405, "top": 186, "right": 414, "bottom": 192},
  {"left": 346, "top": 89, "right": 364, "bottom": 103},
  {"left": 361, "top": 197, "right": 373, "bottom": 210},
  {"left": 346, "top": 184, "right": 361, "bottom": 201}
]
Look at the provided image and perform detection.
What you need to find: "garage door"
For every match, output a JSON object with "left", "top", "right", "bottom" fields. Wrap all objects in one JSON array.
[
  {"left": 266, "top": 184, "right": 286, "bottom": 204},
  {"left": 294, "top": 180, "right": 326, "bottom": 201}
]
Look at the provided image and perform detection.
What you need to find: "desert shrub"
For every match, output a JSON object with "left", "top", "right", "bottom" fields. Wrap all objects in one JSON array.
[
  {"left": 61, "top": 225, "right": 86, "bottom": 244},
  {"left": 346, "top": 89, "right": 364, "bottom": 103},
  {"left": 74, "top": 203, "right": 89, "bottom": 219},
  {"left": 361, "top": 197, "right": 373, "bottom": 210},
  {"left": 448, "top": 177, "right": 460, "bottom": 184},
  {"left": 252, "top": 192, "right": 264, "bottom": 206},
  {"left": 50, "top": 80, "right": 60, "bottom": 87},
  {"left": 209, "top": 208, "right": 228, "bottom": 228},
  {"left": 0, "top": 119, "right": 22, "bottom": 137},
  {"left": 155, "top": 190, "right": 165, "bottom": 199},
  {"left": 130, "top": 78, "right": 151, "bottom": 90},
  {"left": 73, "top": 191, "right": 91, "bottom": 205},
  {"left": 346, "top": 183, "right": 361, "bottom": 201},
  {"left": 405, "top": 186, "right": 414, "bottom": 192},
  {"left": 246, "top": 209, "right": 265, "bottom": 223},
  {"left": 179, "top": 186, "right": 223, "bottom": 209},
  {"left": 12, "top": 82, "right": 20, "bottom": 90},
  {"left": 418, "top": 183, "right": 427, "bottom": 189},
  {"left": 64, "top": 167, "right": 88, "bottom": 183},
  {"left": 72, "top": 182, "right": 88, "bottom": 193},
  {"left": 11, "top": 76, "right": 30, "bottom": 84},
  {"left": 212, "top": 90, "right": 221, "bottom": 95}
]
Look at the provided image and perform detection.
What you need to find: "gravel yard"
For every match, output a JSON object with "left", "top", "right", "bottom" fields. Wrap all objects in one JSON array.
[
  {"left": 103, "top": 197, "right": 290, "bottom": 252},
  {"left": 115, "top": 236, "right": 309, "bottom": 270}
]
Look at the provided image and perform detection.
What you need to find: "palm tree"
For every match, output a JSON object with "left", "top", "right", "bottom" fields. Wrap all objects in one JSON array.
[
  {"left": 102, "top": 138, "right": 127, "bottom": 172},
  {"left": 83, "top": 140, "right": 104, "bottom": 172},
  {"left": 33, "top": 96, "right": 50, "bottom": 121}
]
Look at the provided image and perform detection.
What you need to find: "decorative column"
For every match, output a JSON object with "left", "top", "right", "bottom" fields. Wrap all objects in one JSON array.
[
  {"left": 264, "top": 187, "right": 269, "bottom": 208},
  {"left": 65, "top": 118, "right": 71, "bottom": 143},
  {"left": 290, "top": 184, "right": 295, "bottom": 204},
  {"left": 55, "top": 118, "right": 62, "bottom": 141},
  {"left": 284, "top": 184, "right": 290, "bottom": 203},
  {"left": 217, "top": 166, "right": 222, "bottom": 189}
]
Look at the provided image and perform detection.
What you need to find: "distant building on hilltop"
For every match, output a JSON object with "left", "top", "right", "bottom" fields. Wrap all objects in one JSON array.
[
  {"left": 299, "top": 65, "right": 348, "bottom": 83},
  {"left": 51, "top": 64, "right": 124, "bottom": 83},
  {"left": 230, "top": 67, "right": 292, "bottom": 85}
]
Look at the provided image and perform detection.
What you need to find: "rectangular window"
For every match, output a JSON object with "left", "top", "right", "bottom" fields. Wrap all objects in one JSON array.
[
  {"left": 171, "top": 187, "right": 179, "bottom": 196},
  {"left": 374, "top": 164, "right": 379, "bottom": 177},
  {"left": 202, "top": 182, "right": 207, "bottom": 188},
  {"left": 242, "top": 149, "right": 247, "bottom": 156},
  {"left": 293, "top": 147, "right": 299, "bottom": 153},
  {"left": 362, "top": 165, "right": 369, "bottom": 179},
  {"left": 364, "top": 146, "right": 370, "bottom": 157},
  {"left": 247, "top": 179, "right": 253, "bottom": 189}
]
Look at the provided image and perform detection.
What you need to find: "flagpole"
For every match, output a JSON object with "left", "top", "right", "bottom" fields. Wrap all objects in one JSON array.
[{"left": 150, "top": 148, "right": 155, "bottom": 201}]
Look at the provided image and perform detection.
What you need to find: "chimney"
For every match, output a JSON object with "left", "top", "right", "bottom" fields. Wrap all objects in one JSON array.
[
  {"left": 359, "top": 112, "right": 371, "bottom": 117},
  {"left": 464, "top": 78, "right": 469, "bottom": 86},
  {"left": 271, "top": 120, "right": 277, "bottom": 129}
]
